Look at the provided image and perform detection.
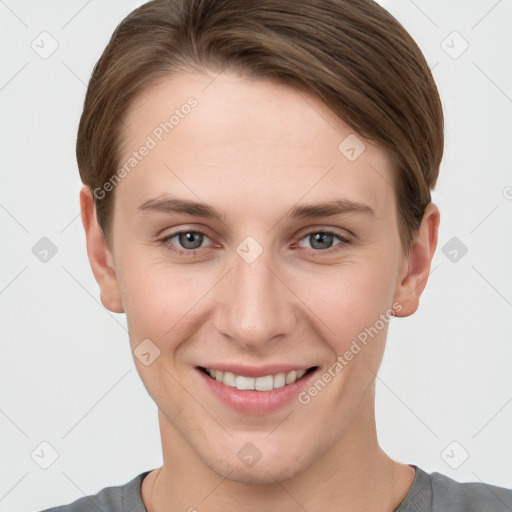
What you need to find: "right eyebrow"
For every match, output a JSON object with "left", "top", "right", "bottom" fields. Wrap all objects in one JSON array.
[{"left": 136, "top": 196, "right": 226, "bottom": 222}]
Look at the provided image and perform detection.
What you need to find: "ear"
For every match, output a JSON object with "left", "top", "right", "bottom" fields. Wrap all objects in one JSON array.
[
  {"left": 392, "top": 202, "right": 440, "bottom": 317},
  {"left": 80, "top": 185, "right": 124, "bottom": 313}
]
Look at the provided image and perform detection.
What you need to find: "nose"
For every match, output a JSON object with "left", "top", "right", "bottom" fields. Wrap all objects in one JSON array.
[{"left": 213, "top": 245, "right": 297, "bottom": 352}]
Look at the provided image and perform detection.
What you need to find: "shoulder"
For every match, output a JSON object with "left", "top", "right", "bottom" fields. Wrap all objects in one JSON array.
[
  {"left": 396, "top": 466, "right": 512, "bottom": 512},
  {"left": 34, "top": 472, "right": 150, "bottom": 512},
  {"left": 429, "top": 470, "right": 512, "bottom": 511}
]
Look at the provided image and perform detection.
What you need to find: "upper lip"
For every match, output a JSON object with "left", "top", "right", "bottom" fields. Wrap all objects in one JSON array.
[{"left": 198, "top": 364, "right": 317, "bottom": 378}]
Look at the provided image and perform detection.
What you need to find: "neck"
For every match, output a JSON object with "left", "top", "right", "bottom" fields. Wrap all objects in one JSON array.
[{"left": 143, "top": 383, "right": 414, "bottom": 512}]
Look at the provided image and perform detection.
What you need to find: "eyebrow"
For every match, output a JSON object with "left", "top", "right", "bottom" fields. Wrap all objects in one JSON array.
[
  {"left": 289, "top": 199, "right": 375, "bottom": 219},
  {"left": 136, "top": 196, "right": 375, "bottom": 221},
  {"left": 137, "top": 196, "right": 223, "bottom": 219}
]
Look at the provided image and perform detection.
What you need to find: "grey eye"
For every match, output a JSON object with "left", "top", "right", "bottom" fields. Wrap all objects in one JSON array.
[
  {"left": 302, "top": 232, "right": 340, "bottom": 250},
  {"left": 177, "top": 232, "right": 205, "bottom": 250}
]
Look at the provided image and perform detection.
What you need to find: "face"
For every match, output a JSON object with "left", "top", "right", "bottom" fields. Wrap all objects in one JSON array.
[{"left": 97, "top": 71, "right": 415, "bottom": 484}]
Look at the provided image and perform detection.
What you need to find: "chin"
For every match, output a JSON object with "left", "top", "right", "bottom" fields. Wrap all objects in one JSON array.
[
  {"left": 211, "top": 459, "right": 304, "bottom": 485},
  {"left": 197, "top": 441, "right": 310, "bottom": 486}
]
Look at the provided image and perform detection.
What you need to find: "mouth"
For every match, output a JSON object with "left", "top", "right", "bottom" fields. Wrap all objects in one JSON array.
[{"left": 198, "top": 366, "right": 318, "bottom": 391}]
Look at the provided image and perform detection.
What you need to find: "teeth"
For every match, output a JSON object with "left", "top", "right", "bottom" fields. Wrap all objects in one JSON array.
[
  {"left": 285, "top": 370, "right": 297, "bottom": 384},
  {"left": 205, "top": 367, "right": 311, "bottom": 391},
  {"left": 235, "top": 375, "right": 255, "bottom": 390},
  {"left": 273, "top": 373, "right": 286, "bottom": 389},
  {"left": 223, "top": 371, "right": 236, "bottom": 387},
  {"left": 255, "top": 375, "right": 273, "bottom": 391}
]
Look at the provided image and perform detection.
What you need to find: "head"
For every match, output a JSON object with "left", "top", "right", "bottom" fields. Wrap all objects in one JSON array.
[{"left": 79, "top": 0, "right": 443, "bottom": 484}]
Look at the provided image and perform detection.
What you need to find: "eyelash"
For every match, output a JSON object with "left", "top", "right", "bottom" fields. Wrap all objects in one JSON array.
[{"left": 158, "top": 229, "right": 352, "bottom": 257}]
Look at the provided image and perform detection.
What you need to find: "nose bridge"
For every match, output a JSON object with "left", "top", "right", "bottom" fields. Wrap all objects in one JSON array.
[{"left": 214, "top": 243, "right": 294, "bottom": 348}]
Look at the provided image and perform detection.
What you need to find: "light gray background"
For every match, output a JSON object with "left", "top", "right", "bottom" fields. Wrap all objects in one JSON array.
[{"left": 0, "top": 1, "right": 511, "bottom": 510}]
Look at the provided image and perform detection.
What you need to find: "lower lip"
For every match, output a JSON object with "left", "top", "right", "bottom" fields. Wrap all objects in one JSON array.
[{"left": 197, "top": 367, "right": 318, "bottom": 415}]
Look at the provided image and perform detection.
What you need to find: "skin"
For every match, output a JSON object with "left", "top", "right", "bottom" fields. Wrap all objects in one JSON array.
[{"left": 80, "top": 71, "right": 439, "bottom": 511}]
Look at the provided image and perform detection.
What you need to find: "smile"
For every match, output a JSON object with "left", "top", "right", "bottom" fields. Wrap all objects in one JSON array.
[{"left": 200, "top": 366, "right": 317, "bottom": 391}]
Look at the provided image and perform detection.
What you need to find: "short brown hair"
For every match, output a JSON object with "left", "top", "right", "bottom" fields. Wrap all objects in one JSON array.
[{"left": 77, "top": 0, "right": 444, "bottom": 255}]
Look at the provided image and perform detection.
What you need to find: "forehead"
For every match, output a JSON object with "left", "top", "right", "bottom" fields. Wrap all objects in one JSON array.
[{"left": 116, "top": 71, "right": 395, "bottom": 219}]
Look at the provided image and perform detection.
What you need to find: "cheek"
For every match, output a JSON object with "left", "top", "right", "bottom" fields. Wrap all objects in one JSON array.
[
  {"left": 118, "top": 259, "right": 205, "bottom": 409},
  {"left": 117, "top": 252, "right": 197, "bottom": 338},
  {"left": 291, "top": 257, "right": 397, "bottom": 335},
  {"left": 118, "top": 255, "right": 227, "bottom": 365}
]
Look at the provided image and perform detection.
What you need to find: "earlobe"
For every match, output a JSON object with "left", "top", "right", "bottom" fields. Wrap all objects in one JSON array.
[
  {"left": 79, "top": 186, "right": 125, "bottom": 314},
  {"left": 393, "top": 203, "right": 440, "bottom": 317}
]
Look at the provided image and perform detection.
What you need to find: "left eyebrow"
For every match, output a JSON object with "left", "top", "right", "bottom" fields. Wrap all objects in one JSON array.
[{"left": 287, "top": 199, "right": 375, "bottom": 219}]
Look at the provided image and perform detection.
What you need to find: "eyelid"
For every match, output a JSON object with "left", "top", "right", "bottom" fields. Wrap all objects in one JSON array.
[
  {"left": 158, "top": 225, "right": 215, "bottom": 243},
  {"left": 295, "top": 225, "right": 353, "bottom": 245}
]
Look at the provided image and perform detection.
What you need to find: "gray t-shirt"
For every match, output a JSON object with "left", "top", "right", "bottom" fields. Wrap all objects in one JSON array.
[{"left": 36, "top": 465, "right": 512, "bottom": 511}]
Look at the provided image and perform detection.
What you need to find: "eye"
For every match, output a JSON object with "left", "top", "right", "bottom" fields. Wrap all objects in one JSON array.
[
  {"left": 297, "top": 230, "right": 351, "bottom": 252},
  {"left": 159, "top": 228, "right": 352, "bottom": 257},
  {"left": 159, "top": 229, "right": 214, "bottom": 256}
]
